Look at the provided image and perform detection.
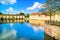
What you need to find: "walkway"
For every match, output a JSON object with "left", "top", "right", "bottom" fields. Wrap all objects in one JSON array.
[{"left": 44, "top": 24, "right": 60, "bottom": 40}]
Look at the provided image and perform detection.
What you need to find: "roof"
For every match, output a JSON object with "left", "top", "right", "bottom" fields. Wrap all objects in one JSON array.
[
  {"left": 31, "top": 12, "right": 41, "bottom": 15},
  {"left": 42, "top": 12, "right": 50, "bottom": 16},
  {"left": 56, "top": 11, "right": 60, "bottom": 15}
]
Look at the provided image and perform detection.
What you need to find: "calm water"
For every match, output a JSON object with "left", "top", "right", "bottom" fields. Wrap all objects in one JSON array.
[{"left": 0, "top": 22, "right": 44, "bottom": 40}]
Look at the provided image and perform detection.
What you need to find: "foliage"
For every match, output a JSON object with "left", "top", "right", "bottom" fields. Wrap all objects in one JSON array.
[
  {"left": 0, "top": 12, "right": 2, "bottom": 14},
  {"left": 19, "top": 13, "right": 25, "bottom": 15},
  {"left": 0, "top": 17, "right": 4, "bottom": 21},
  {"left": 40, "top": 0, "right": 60, "bottom": 22},
  {"left": 26, "top": 14, "right": 29, "bottom": 17},
  {"left": 45, "top": 0, "right": 60, "bottom": 13}
]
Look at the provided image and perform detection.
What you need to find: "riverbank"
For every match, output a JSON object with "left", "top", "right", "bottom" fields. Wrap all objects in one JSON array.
[
  {"left": 44, "top": 32, "right": 54, "bottom": 40},
  {"left": 44, "top": 24, "right": 60, "bottom": 40}
]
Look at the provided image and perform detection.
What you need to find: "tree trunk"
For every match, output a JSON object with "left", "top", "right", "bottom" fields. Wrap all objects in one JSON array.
[{"left": 50, "top": 12, "right": 51, "bottom": 24}]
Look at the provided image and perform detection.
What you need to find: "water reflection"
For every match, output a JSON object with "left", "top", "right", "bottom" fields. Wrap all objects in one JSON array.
[
  {"left": 0, "top": 19, "right": 44, "bottom": 40},
  {"left": 0, "top": 29, "right": 16, "bottom": 40}
]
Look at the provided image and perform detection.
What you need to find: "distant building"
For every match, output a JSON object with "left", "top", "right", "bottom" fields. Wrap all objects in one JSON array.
[
  {"left": 43, "top": 12, "right": 50, "bottom": 16},
  {"left": 55, "top": 11, "right": 60, "bottom": 21},
  {"left": 29, "top": 12, "right": 45, "bottom": 20},
  {"left": 43, "top": 12, "right": 49, "bottom": 20}
]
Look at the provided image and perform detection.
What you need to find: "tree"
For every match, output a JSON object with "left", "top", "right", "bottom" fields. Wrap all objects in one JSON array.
[
  {"left": 40, "top": 0, "right": 60, "bottom": 24},
  {"left": 0, "top": 17, "right": 4, "bottom": 21},
  {"left": 20, "top": 13, "right": 25, "bottom": 15},
  {"left": 0, "top": 12, "right": 2, "bottom": 14},
  {"left": 26, "top": 14, "right": 29, "bottom": 17}
]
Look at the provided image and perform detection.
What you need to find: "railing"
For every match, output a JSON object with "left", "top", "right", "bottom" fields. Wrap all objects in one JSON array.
[{"left": 45, "top": 20, "right": 60, "bottom": 26}]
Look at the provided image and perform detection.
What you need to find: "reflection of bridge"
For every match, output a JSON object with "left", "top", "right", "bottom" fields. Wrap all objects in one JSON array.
[{"left": 0, "top": 20, "right": 25, "bottom": 23}]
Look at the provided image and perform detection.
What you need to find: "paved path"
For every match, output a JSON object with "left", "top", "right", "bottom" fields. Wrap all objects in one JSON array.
[{"left": 44, "top": 24, "right": 60, "bottom": 40}]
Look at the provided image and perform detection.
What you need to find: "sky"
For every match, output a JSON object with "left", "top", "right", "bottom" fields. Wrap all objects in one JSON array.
[{"left": 0, "top": 0, "right": 46, "bottom": 14}]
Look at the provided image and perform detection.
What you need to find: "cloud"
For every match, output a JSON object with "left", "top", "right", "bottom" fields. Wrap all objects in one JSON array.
[
  {"left": 0, "top": 0, "right": 16, "bottom": 4},
  {"left": 27, "top": 2, "right": 45, "bottom": 10},
  {"left": 33, "top": 26, "right": 44, "bottom": 32},
  {"left": 10, "top": 23, "right": 13, "bottom": 28},
  {"left": 20, "top": 38, "right": 29, "bottom": 40},
  {"left": 20, "top": 10, "right": 25, "bottom": 13},
  {"left": 27, "top": 23, "right": 44, "bottom": 32},
  {"left": 1, "top": 29, "right": 17, "bottom": 39},
  {"left": 6, "top": 7, "right": 19, "bottom": 14}
]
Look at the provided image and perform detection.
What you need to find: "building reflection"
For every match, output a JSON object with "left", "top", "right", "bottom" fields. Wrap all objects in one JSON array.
[
  {"left": 29, "top": 19, "right": 45, "bottom": 27},
  {"left": 0, "top": 19, "right": 45, "bottom": 27}
]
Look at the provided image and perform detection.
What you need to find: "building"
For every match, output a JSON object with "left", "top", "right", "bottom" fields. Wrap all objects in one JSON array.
[
  {"left": 29, "top": 12, "right": 45, "bottom": 20},
  {"left": 55, "top": 11, "right": 60, "bottom": 21}
]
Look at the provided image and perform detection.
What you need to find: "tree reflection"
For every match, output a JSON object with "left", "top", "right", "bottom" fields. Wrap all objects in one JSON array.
[
  {"left": 0, "top": 22, "right": 2, "bottom": 24},
  {"left": 0, "top": 26, "right": 3, "bottom": 35},
  {"left": 26, "top": 20, "right": 29, "bottom": 23},
  {"left": 20, "top": 22, "right": 24, "bottom": 24}
]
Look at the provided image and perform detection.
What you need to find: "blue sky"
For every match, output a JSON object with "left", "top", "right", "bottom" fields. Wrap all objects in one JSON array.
[{"left": 0, "top": 0, "right": 46, "bottom": 14}]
